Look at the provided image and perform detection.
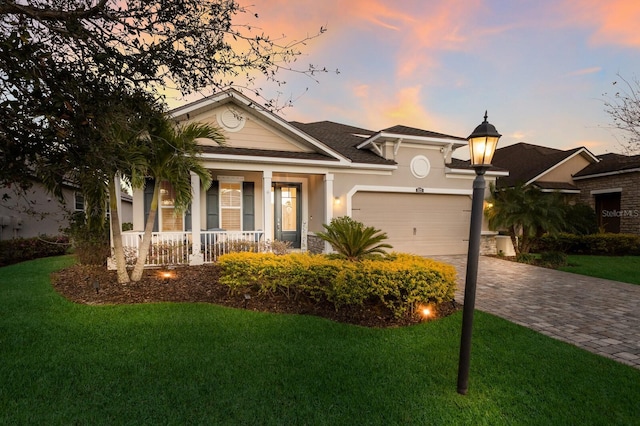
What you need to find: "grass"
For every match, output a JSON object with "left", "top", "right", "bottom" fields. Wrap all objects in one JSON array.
[
  {"left": 561, "top": 255, "right": 640, "bottom": 285},
  {"left": 1, "top": 256, "right": 639, "bottom": 425}
]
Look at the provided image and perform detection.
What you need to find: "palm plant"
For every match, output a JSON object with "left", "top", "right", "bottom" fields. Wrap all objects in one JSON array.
[
  {"left": 486, "top": 183, "right": 566, "bottom": 256},
  {"left": 316, "top": 216, "right": 392, "bottom": 261},
  {"left": 37, "top": 87, "right": 158, "bottom": 283},
  {"left": 129, "top": 118, "right": 225, "bottom": 281}
]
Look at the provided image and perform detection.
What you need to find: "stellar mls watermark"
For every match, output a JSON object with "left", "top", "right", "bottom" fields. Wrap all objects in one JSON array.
[{"left": 602, "top": 209, "right": 640, "bottom": 218}]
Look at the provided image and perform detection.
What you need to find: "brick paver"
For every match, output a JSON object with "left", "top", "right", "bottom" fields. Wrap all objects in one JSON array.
[{"left": 435, "top": 255, "right": 640, "bottom": 369}]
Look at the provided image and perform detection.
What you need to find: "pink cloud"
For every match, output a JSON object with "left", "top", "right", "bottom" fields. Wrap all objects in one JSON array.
[
  {"left": 246, "top": 0, "right": 487, "bottom": 80},
  {"left": 348, "top": 83, "right": 444, "bottom": 130},
  {"left": 565, "top": 67, "right": 602, "bottom": 77},
  {"left": 562, "top": 0, "right": 640, "bottom": 47}
]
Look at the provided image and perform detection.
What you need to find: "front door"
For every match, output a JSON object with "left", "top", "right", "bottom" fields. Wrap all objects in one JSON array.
[{"left": 272, "top": 183, "right": 301, "bottom": 248}]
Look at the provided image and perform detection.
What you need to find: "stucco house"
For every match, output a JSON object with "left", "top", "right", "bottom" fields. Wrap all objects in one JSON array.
[
  {"left": 1, "top": 180, "right": 133, "bottom": 241},
  {"left": 123, "top": 89, "right": 507, "bottom": 266}
]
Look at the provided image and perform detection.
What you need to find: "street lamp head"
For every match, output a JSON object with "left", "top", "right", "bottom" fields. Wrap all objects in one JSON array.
[{"left": 468, "top": 111, "right": 501, "bottom": 168}]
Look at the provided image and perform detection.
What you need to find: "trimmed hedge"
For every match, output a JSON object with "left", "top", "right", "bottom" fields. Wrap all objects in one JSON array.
[
  {"left": 0, "top": 235, "right": 70, "bottom": 267},
  {"left": 538, "top": 233, "right": 640, "bottom": 256},
  {"left": 218, "top": 252, "right": 457, "bottom": 318}
]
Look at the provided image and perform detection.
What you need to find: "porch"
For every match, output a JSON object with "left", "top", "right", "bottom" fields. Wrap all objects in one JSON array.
[
  {"left": 118, "top": 229, "right": 267, "bottom": 267},
  {"left": 111, "top": 169, "right": 336, "bottom": 268}
]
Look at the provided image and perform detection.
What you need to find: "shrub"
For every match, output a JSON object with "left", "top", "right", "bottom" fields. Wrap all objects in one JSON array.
[
  {"left": 538, "top": 233, "right": 640, "bottom": 256},
  {"left": 268, "top": 239, "right": 292, "bottom": 255},
  {"left": 64, "top": 211, "right": 110, "bottom": 265},
  {"left": 516, "top": 253, "right": 536, "bottom": 264},
  {"left": 561, "top": 203, "right": 598, "bottom": 235},
  {"left": 217, "top": 252, "right": 457, "bottom": 318},
  {"left": 539, "top": 251, "right": 568, "bottom": 268},
  {"left": 0, "top": 235, "right": 69, "bottom": 267},
  {"left": 316, "top": 216, "right": 392, "bottom": 261}
]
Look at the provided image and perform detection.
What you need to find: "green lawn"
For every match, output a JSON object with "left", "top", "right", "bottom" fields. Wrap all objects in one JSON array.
[
  {"left": 561, "top": 255, "right": 640, "bottom": 285},
  {"left": 1, "top": 256, "right": 639, "bottom": 425}
]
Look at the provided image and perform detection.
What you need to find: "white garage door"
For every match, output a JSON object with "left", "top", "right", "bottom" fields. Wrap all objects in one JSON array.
[{"left": 352, "top": 192, "right": 471, "bottom": 255}]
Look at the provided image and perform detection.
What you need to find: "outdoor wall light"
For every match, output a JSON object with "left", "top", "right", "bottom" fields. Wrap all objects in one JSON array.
[
  {"left": 457, "top": 112, "right": 501, "bottom": 396},
  {"left": 334, "top": 197, "right": 341, "bottom": 205}
]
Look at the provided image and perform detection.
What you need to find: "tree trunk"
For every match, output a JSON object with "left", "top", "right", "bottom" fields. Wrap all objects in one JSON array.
[
  {"left": 109, "top": 178, "right": 130, "bottom": 284},
  {"left": 509, "top": 227, "right": 520, "bottom": 257},
  {"left": 131, "top": 180, "right": 160, "bottom": 282}
]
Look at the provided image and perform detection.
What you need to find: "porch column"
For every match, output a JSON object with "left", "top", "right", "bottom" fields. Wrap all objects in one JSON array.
[
  {"left": 263, "top": 171, "right": 273, "bottom": 243},
  {"left": 324, "top": 173, "right": 335, "bottom": 253},
  {"left": 324, "top": 173, "right": 334, "bottom": 223},
  {"left": 189, "top": 172, "right": 203, "bottom": 265}
]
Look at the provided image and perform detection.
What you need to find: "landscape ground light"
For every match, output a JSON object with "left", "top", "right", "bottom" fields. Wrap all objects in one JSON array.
[{"left": 457, "top": 113, "right": 501, "bottom": 395}]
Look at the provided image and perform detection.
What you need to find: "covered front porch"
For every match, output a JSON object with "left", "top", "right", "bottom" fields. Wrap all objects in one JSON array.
[{"left": 114, "top": 168, "right": 336, "bottom": 267}]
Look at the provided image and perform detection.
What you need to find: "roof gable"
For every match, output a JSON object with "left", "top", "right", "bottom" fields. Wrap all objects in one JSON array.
[
  {"left": 492, "top": 142, "right": 597, "bottom": 187},
  {"left": 170, "top": 90, "right": 352, "bottom": 165}
]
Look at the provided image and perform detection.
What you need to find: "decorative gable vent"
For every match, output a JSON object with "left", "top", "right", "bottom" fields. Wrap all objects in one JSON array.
[{"left": 217, "top": 107, "right": 246, "bottom": 132}]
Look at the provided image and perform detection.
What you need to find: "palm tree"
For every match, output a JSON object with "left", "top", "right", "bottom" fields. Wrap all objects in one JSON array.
[
  {"left": 486, "top": 183, "right": 566, "bottom": 256},
  {"left": 129, "top": 118, "right": 225, "bottom": 281},
  {"left": 38, "top": 87, "right": 158, "bottom": 284},
  {"left": 316, "top": 216, "right": 392, "bottom": 261}
]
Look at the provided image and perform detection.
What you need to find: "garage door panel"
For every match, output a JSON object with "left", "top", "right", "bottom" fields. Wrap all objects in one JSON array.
[{"left": 352, "top": 192, "right": 471, "bottom": 255}]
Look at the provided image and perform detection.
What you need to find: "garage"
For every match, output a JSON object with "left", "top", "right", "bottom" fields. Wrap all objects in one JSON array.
[{"left": 351, "top": 192, "right": 471, "bottom": 255}]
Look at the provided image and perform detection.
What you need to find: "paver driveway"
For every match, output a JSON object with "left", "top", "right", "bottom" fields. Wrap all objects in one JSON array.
[{"left": 435, "top": 255, "right": 640, "bottom": 369}]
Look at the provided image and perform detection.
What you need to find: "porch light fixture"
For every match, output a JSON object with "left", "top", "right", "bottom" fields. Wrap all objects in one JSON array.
[
  {"left": 457, "top": 112, "right": 501, "bottom": 395},
  {"left": 334, "top": 197, "right": 341, "bottom": 205}
]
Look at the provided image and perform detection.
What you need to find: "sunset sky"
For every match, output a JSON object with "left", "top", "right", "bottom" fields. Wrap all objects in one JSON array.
[{"left": 169, "top": 0, "right": 640, "bottom": 157}]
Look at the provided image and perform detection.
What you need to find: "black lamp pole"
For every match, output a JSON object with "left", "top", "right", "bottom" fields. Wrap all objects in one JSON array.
[{"left": 457, "top": 112, "right": 501, "bottom": 395}]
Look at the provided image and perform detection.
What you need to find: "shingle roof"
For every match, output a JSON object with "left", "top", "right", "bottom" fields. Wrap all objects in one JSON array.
[
  {"left": 445, "top": 157, "right": 508, "bottom": 172},
  {"left": 382, "top": 125, "right": 467, "bottom": 141},
  {"left": 289, "top": 121, "right": 396, "bottom": 165},
  {"left": 573, "top": 153, "right": 640, "bottom": 178},
  {"left": 532, "top": 181, "right": 580, "bottom": 191},
  {"left": 199, "top": 145, "right": 339, "bottom": 162},
  {"left": 491, "top": 142, "right": 585, "bottom": 187}
]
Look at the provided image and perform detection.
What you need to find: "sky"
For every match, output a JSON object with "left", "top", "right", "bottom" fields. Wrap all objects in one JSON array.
[{"left": 167, "top": 0, "right": 640, "bottom": 158}]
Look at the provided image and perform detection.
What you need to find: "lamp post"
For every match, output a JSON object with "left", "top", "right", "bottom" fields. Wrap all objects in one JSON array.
[{"left": 457, "top": 111, "right": 501, "bottom": 395}]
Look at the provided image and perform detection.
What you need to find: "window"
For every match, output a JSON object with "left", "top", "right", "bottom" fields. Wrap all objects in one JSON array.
[
  {"left": 159, "top": 181, "right": 184, "bottom": 231},
  {"left": 220, "top": 182, "right": 242, "bottom": 230},
  {"left": 74, "top": 192, "right": 85, "bottom": 212}
]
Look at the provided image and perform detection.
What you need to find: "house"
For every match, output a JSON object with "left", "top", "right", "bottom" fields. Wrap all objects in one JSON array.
[
  {"left": 490, "top": 142, "right": 640, "bottom": 235},
  {"left": 0, "top": 180, "right": 133, "bottom": 241},
  {"left": 123, "top": 89, "right": 507, "bottom": 266}
]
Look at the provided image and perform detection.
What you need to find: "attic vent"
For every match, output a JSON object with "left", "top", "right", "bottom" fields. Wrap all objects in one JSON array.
[{"left": 218, "top": 108, "right": 245, "bottom": 132}]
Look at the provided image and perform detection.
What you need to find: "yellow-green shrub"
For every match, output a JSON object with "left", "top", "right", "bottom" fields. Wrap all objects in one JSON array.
[{"left": 217, "top": 252, "right": 457, "bottom": 318}]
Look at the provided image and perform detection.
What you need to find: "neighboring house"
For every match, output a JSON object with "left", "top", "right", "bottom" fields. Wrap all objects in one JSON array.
[
  {"left": 490, "top": 142, "right": 640, "bottom": 235},
  {"left": 0, "top": 181, "right": 133, "bottom": 241},
  {"left": 573, "top": 153, "right": 640, "bottom": 234},
  {"left": 124, "top": 89, "right": 507, "bottom": 266},
  {"left": 491, "top": 143, "right": 598, "bottom": 197}
]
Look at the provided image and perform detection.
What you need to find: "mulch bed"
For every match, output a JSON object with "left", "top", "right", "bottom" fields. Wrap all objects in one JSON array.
[{"left": 51, "top": 264, "right": 460, "bottom": 328}]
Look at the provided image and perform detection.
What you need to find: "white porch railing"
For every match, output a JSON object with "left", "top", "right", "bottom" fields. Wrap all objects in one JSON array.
[{"left": 120, "top": 230, "right": 266, "bottom": 266}]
